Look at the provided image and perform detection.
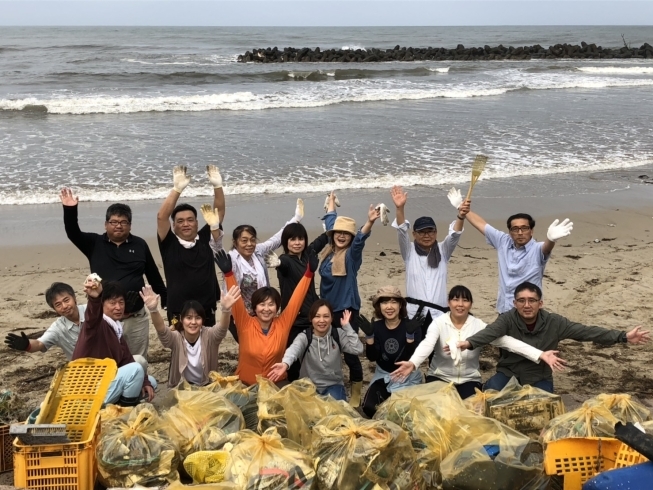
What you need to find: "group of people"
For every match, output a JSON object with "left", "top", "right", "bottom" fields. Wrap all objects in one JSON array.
[{"left": 5, "top": 165, "right": 650, "bottom": 417}]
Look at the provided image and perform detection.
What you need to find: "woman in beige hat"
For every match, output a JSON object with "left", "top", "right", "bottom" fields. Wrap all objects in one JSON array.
[
  {"left": 319, "top": 191, "right": 382, "bottom": 407},
  {"left": 359, "top": 285, "right": 429, "bottom": 417}
]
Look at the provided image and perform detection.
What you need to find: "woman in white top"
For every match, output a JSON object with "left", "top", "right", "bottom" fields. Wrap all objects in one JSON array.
[{"left": 391, "top": 285, "right": 562, "bottom": 399}]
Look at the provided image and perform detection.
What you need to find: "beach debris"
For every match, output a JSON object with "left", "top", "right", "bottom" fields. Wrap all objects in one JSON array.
[
  {"left": 564, "top": 255, "right": 582, "bottom": 260},
  {"left": 376, "top": 203, "right": 390, "bottom": 225},
  {"left": 465, "top": 154, "right": 488, "bottom": 201},
  {"left": 593, "top": 239, "right": 601, "bottom": 243},
  {"left": 86, "top": 273, "right": 102, "bottom": 288},
  {"left": 379, "top": 251, "right": 386, "bottom": 256},
  {"left": 608, "top": 223, "right": 616, "bottom": 227},
  {"left": 323, "top": 193, "right": 341, "bottom": 212}
]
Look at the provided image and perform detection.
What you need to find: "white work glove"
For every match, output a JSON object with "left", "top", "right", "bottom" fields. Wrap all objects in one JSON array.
[
  {"left": 264, "top": 251, "right": 281, "bottom": 268},
  {"left": 323, "top": 193, "right": 341, "bottom": 212},
  {"left": 206, "top": 165, "right": 223, "bottom": 189},
  {"left": 294, "top": 198, "right": 304, "bottom": 222},
  {"left": 447, "top": 187, "right": 463, "bottom": 210},
  {"left": 173, "top": 165, "right": 191, "bottom": 194},
  {"left": 546, "top": 218, "right": 573, "bottom": 242},
  {"left": 200, "top": 204, "right": 221, "bottom": 231},
  {"left": 447, "top": 338, "right": 462, "bottom": 366},
  {"left": 376, "top": 203, "right": 390, "bottom": 226}
]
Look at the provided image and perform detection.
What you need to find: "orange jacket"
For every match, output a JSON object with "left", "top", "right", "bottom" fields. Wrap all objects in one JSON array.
[{"left": 225, "top": 267, "right": 313, "bottom": 386}]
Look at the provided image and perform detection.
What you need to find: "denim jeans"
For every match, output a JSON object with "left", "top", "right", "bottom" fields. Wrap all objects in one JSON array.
[
  {"left": 483, "top": 371, "right": 554, "bottom": 393},
  {"left": 104, "top": 362, "right": 145, "bottom": 404},
  {"left": 318, "top": 384, "right": 348, "bottom": 401}
]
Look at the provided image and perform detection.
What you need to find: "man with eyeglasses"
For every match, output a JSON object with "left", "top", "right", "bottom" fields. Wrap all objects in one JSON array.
[
  {"left": 60, "top": 189, "right": 167, "bottom": 359},
  {"left": 456, "top": 282, "right": 649, "bottom": 392},
  {"left": 157, "top": 165, "right": 225, "bottom": 327},
  {"left": 390, "top": 185, "right": 469, "bottom": 322},
  {"left": 448, "top": 188, "right": 573, "bottom": 314}
]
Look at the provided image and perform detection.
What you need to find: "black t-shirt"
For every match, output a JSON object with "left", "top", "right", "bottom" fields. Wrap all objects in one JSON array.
[
  {"left": 366, "top": 318, "right": 422, "bottom": 373},
  {"left": 158, "top": 224, "right": 219, "bottom": 314}
]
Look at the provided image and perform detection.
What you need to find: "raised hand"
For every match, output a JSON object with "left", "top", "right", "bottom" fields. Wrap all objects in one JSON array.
[
  {"left": 139, "top": 285, "right": 160, "bottom": 312},
  {"left": 4, "top": 332, "right": 30, "bottom": 351},
  {"left": 390, "top": 185, "right": 407, "bottom": 209},
  {"left": 267, "top": 363, "right": 288, "bottom": 382},
  {"left": 546, "top": 218, "right": 573, "bottom": 242},
  {"left": 220, "top": 285, "right": 241, "bottom": 311},
  {"left": 294, "top": 198, "right": 304, "bottom": 222},
  {"left": 458, "top": 199, "right": 471, "bottom": 218},
  {"left": 406, "top": 311, "right": 431, "bottom": 335},
  {"left": 264, "top": 251, "right": 281, "bottom": 268},
  {"left": 59, "top": 188, "right": 79, "bottom": 207},
  {"left": 626, "top": 326, "right": 650, "bottom": 345},
  {"left": 539, "top": 350, "right": 567, "bottom": 372},
  {"left": 324, "top": 191, "right": 340, "bottom": 212},
  {"left": 390, "top": 361, "right": 416, "bottom": 383},
  {"left": 172, "top": 165, "right": 191, "bottom": 194},
  {"left": 200, "top": 204, "right": 221, "bottom": 230},
  {"left": 214, "top": 250, "right": 232, "bottom": 274},
  {"left": 356, "top": 314, "right": 374, "bottom": 337},
  {"left": 368, "top": 204, "right": 381, "bottom": 223},
  {"left": 340, "top": 309, "right": 352, "bottom": 328},
  {"left": 83, "top": 274, "right": 102, "bottom": 298},
  {"left": 447, "top": 187, "right": 463, "bottom": 210},
  {"left": 206, "top": 165, "right": 223, "bottom": 189}
]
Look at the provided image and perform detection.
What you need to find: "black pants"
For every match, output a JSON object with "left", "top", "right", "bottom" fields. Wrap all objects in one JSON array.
[
  {"left": 425, "top": 375, "right": 482, "bottom": 400},
  {"left": 286, "top": 323, "right": 309, "bottom": 382},
  {"left": 332, "top": 309, "right": 363, "bottom": 383},
  {"left": 362, "top": 378, "right": 390, "bottom": 418}
]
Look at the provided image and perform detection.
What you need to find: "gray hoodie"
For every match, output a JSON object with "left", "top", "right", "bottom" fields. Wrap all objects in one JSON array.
[{"left": 282, "top": 323, "right": 364, "bottom": 391}]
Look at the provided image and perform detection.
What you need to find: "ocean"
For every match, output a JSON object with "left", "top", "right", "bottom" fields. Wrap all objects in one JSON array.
[{"left": 1, "top": 26, "right": 652, "bottom": 206}]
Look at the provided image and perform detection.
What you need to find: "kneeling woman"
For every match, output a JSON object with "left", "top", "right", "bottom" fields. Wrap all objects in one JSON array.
[
  {"left": 361, "top": 286, "right": 427, "bottom": 417},
  {"left": 214, "top": 249, "right": 318, "bottom": 386},
  {"left": 140, "top": 284, "right": 240, "bottom": 387},
  {"left": 267, "top": 301, "right": 363, "bottom": 401},
  {"left": 391, "top": 285, "right": 558, "bottom": 399}
]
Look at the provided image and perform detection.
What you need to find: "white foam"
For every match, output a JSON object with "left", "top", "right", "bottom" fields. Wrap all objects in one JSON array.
[
  {"left": 577, "top": 66, "right": 653, "bottom": 75},
  {"left": 342, "top": 45, "right": 366, "bottom": 51},
  {"left": 428, "top": 67, "right": 450, "bottom": 73}
]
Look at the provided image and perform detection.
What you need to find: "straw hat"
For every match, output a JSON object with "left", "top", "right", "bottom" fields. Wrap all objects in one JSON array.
[
  {"left": 372, "top": 285, "right": 407, "bottom": 308},
  {"left": 327, "top": 216, "right": 357, "bottom": 237}
]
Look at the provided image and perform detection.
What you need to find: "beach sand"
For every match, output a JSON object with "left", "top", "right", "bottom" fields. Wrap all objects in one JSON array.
[{"left": 1, "top": 166, "right": 653, "bottom": 486}]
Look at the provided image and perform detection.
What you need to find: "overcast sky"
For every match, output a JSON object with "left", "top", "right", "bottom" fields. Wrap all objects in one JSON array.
[{"left": 1, "top": 1, "right": 652, "bottom": 26}]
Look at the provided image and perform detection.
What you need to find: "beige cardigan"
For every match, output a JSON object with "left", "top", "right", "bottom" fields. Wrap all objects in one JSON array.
[{"left": 157, "top": 323, "right": 229, "bottom": 387}]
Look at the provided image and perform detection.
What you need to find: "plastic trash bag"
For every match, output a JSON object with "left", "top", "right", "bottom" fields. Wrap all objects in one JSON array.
[
  {"left": 161, "top": 389, "right": 245, "bottom": 459},
  {"left": 311, "top": 414, "right": 422, "bottom": 490},
  {"left": 440, "top": 414, "right": 545, "bottom": 490},
  {"left": 219, "top": 427, "right": 316, "bottom": 489},
  {"left": 464, "top": 388, "right": 500, "bottom": 416},
  {"left": 388, "top": 381, "right": 469, "bottom": 421},
  {"left": 97, "top": 403, "right": 181, "bottom": 488},
  {"left": 256, "top": 377, "right": 288, "bottom": 437},
  {"left": 183, "top": 451, "right": 231, "bottom": 484},
  {"left": 100, "top": 404, "right": 133, "bottom": 424},
  {"left": 587, "top": 393, "right": 651, "bottom": 424},
  {"left": 540, "top": 402, "right": 619, "bottom": 443}
]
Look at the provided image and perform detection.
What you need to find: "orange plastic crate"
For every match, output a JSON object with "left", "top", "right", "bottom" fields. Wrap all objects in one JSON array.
[
  {"left": 0, "top": 424, "right": 12, "bottom": 473},
  {"left": 13, "top": 413, "right": 100, "bottom": 490}
]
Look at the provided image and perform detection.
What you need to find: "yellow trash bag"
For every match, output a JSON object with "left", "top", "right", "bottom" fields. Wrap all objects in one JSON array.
[
  {"left": 312, "top": 414, "right": 422, "bottom": 490},
  {"left": 464, "top": 388, "right": 500, "bottom": 416},
  {"left": 161, "top": 389, "right": 245, "bottom": 458},
  {"left": 256, "top": 376, "right": 288, "bottom": 436},
  {"left": 100, "top": 404, "right": 133, "bottom": 423},
  {"left": 166, "top": 480, "right": 239, "bottom": 489},
  {"left": 586, "top": 393, "right": 650, "bottom": 424},
  {"left": 540, "top": 402, "right": 618, "bottom": 442},
  {"left": 374, "top": 396, "right": 454, "bottom": 487},
  {"left": 388, "top": 381, "right": 469, "bottom": 421},
  {"left": 440, "top": 414, "right": 545, "bottom": 490},
  {"left": 96, "top": 403, "right": 180, "bottom": 488},
  {"left": 220, "top": 427, "right": 316, "bottom": 489},
  {"left": 183, "top": 451, "right": 231, "bottom": 484}
]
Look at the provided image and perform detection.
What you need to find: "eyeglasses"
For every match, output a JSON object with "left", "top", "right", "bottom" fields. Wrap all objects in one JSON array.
[
  {"left": 515, "top": 298, "right": 540, "bottom": 305},
  {"left": 333, "top": 231, "right": 350, "bottom": 236},
  {"left": 509, "top": 226, "right": 531, "bottom": 234},
  {"left": 415, "top": 228, "right": 436, "bottom": 236},
  {"left": 107, "top": 220, "right": 131, "bottom": 227}
]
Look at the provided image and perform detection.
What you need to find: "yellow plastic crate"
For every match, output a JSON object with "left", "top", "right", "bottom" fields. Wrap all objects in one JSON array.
[
  {"left": 0, "top": 424, "right": 12, "bottom": 473},
  {"left": 488, "top": 396, "right": 565, "bottom": 439},
  {"left": 14, "top": 413, "right": 100, "bottom": 490},
  {"left": 614, "top": 442, "right": 648, "bottom": 468},
  {"left": 36, "top": 358, "right": 117, "bottom": 442}
]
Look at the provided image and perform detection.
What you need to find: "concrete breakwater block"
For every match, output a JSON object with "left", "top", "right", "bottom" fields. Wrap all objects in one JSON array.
[{"left": 237, "top": 42, "right": 653, "bottom": 63}]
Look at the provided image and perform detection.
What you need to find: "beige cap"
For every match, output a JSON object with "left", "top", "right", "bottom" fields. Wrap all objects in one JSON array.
[
  {"left": 327, "top": 216, "right": 357, "bottom": 237},
  {"left": 372, "top": 285, "right": 406, "bottom": 307}
]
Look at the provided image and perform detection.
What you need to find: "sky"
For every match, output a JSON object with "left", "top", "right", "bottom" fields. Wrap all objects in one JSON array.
[{"left": 1, "top": 1, "right": 652, "bottom": 26}]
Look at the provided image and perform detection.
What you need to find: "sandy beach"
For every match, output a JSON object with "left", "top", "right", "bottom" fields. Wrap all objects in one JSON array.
[{"left": 1, "top": 165, "right": 653, "bottom": 486}]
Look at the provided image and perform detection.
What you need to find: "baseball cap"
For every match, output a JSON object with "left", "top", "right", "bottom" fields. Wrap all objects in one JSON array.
[{"left": 414, "top": 217, "right": 437, "bottom": 231}]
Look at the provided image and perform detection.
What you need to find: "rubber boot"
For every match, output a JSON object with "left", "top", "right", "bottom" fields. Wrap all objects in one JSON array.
[
  {"left": 117, "top": 395, "right": 140, "bottom": 407},
  {"left": 349, "top": 381, "right": 363, "bottom": 407}
]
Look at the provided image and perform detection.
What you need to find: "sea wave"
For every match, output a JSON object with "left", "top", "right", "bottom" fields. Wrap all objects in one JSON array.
[
  {"left": 428, "top": 67, "right": 450, "bottom": 73},
  {"left": 577, "top": 66, "right": 653, "bottom": 75},
  {"left": 1, "top": 75, "right": 652, "bottom": 115}
]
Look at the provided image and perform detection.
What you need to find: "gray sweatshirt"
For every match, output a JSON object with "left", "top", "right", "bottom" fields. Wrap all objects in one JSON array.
[
  {"left": 282, "top": 323, "right": 364, "bottom": 391},
  {"left": 466, "top": 308, "right": 627, "bottom": 386}
]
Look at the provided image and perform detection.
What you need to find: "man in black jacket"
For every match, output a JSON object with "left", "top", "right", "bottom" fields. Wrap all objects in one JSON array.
[
  {"left": 458, "top": 281, "right": 649, "bottom": 393},
  {"left": 60, "top": 188, "right": 167, "bottom": 360}
]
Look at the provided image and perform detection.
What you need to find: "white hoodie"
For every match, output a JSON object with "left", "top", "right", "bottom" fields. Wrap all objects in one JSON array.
[{"left": 410, "top": 312, "right": 543, "bottom": 385}]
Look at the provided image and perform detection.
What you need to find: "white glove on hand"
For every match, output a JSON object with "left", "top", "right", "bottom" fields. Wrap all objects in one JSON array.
[
  {"left": 546, "top": 218, "right": 573, "bottom": 242},
  {"left": 173, "top": 166, "right": 191, "bottom": 194},
  {"left": 206, "top": 165, "right": 223, "bottom": 189},
  {"left": 294, "top": 198, "right": 304, "bottom": 222},
  {"left": 200, "top": 204, "right": 221, "bottom": 230},
  {"left": 376, "top": 203, "right": 390, "bottom": 226},
  {"left": 264, "top": 251, "right": 281, "bottom": 268},
  {"left": 447, "top": 338, "right": 462, "bottom": 366},
  {"left": 323, "top": 193, "right": 341, "bottom": 212},
  {"left": 447, "top": 187, "right": 463, "bottom": 210}
]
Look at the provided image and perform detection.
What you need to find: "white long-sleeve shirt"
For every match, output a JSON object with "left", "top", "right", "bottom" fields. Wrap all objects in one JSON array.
[
  {"left": 410, "top": 312, "right": 543, "bottom": 385},
  {"left": 391, "top": 219, "right": 462, "bottom": 319}
]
